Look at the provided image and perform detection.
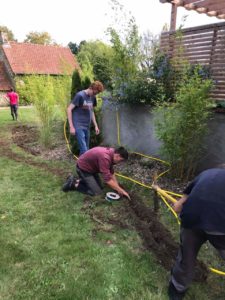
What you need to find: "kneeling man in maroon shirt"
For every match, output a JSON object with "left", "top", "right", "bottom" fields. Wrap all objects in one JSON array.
[{"left": 62, "top": 146, "right": 130, "bottom": 199}]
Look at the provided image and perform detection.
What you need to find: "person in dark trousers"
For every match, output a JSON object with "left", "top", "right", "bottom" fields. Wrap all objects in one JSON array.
[
  {"left": 62, "top": 146, "right": 130, "bottom": 199},
  {"left": 67, "top": 81, "right": 104, "bottom": 156},
  {"left": 157, "top": 167, "right": 225, "bottom": 299},
  {"left": 6, "top": 88, "right": 19, "bottom": 120}
]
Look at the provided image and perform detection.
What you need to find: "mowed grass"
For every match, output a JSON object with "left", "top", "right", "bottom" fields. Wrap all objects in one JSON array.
[
  {"left": 0, "top": 157, "right": 167, "bottom": 300},
  {"left": 0, "top": 107, "right": 225, "bottom": 300}
]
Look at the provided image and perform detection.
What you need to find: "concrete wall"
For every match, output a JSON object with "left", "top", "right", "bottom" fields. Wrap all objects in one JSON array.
[{"left": 102, "top": 100, "right": 225, "bottom": 171}]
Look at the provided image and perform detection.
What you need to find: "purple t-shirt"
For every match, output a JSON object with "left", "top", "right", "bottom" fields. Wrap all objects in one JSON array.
[
  {"left": 77, "top": 147, "right": 115, "bottom": 182},
  {"left": 71, "top": 90, "right": 97, "bottom": 129}
]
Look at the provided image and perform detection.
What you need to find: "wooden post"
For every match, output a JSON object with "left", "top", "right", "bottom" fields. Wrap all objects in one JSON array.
[
  {"left": 153, "top": 191, "right": 159, "bottom": 213},
  {"left": 170, "top": 3, "right": 177, "bottom": 31}
]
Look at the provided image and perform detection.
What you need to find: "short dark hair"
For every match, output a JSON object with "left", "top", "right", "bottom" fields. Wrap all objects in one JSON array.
[{"left": 115, "top": 147, "right": 128, "bottom": 160}]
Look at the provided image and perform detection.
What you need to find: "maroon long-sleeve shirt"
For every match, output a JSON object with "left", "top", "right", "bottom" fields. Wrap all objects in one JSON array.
[{"left": 77, "top": 147, "right": 115, "bottom": 182}]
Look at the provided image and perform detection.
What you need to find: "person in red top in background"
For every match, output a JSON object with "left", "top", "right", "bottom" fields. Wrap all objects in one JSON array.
[
  {"left": 6, "top": 88, "right": 19, "bottom": 120},
  {"left": 62, "top": 146, "right": 130, "bottom": 199}
]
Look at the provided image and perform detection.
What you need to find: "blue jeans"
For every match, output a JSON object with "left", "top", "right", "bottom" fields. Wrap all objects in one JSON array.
[{"left": 75, "top": 128, "right": 90, "bottom": 155}]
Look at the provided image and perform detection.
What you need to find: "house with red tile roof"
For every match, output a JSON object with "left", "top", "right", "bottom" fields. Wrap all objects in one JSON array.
[{"left": 0, "top": 32, "right": 79, "bottom": 103}]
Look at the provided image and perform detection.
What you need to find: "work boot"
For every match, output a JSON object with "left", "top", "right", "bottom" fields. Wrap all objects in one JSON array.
[
  {"left": 168, "top": 282, "right": 186, "bottom": 300},
  {"left": 62, "top": 175, "right": 76, "bottom": 192}
]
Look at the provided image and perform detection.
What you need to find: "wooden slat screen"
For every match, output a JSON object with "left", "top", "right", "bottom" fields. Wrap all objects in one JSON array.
[{"left": 160, "top": 21, "right": 225, "bottom": 101}]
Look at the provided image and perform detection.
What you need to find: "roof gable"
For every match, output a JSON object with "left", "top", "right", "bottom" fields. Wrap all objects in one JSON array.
[{"left": 2, "top": 42, "right": 79, "bottom": 75}]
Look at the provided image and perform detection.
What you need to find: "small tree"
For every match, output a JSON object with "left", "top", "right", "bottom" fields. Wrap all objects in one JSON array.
[
  {"left": 71, "top": 70, "right": 82, "bottom": 99},
  {"left": 154, "top": 67, "right": 213, "bottom": 180},
  {"left": 24, "top": 31, "right": 54, "bottom": 45},
  {"left": 0, "top": 25, "right": 16, "bottom": 41}
]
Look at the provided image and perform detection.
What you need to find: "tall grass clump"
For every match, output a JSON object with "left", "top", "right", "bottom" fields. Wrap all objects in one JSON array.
[
  {"left": 154, "top": 66, "right": 213, "bottom": 180},
  {"left": 18, "top": 75, "right": 56, "bottom": 147},
  {"left": 54, "top": 75, "right": 72, "bottom": 119}
]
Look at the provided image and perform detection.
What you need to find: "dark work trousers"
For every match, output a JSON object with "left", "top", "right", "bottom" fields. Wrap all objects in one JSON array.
[
  {"left": 10, "top": 104, "right": 18, "bottom": 120},
  {"left": 76, "top": 166, "right": 103, "bottom": 196},
  {"left": 171, "top": 228, "right": 225, "bottom": 292}
]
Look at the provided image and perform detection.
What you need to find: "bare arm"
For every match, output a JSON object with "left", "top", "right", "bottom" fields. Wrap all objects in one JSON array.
[
  {"left": 106, "top": 175, "right": 130, "bottom": 200},
  {"left": 67, "top": 103, "right": 76, "bottom": 135},
  {"left": 92, "top": 111, "right": 100, "bottom": 135},
  {"left": 173, "top": 194, "right": 188, "bottom": 213}
]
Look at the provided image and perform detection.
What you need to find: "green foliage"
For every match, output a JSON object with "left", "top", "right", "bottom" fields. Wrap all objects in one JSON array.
[
  {"left": 151, "top": 29, "right": 190, "bottom": 102},
  {"left": 70, "top": 70, "right": 92, "bottom": 100},
  {"left": 154, "top": 67, "right": 213, "bottom": 180},
  {"left": 16, "top": 75, "right": 72, "bottom": 147},
  {"left": 77, "top": 41, "right": 114, "bottom": 89},
  {"left": 71, "top": 70, "right": 82, "bottom": 99},
  {"left": 68, "top": 41, "right": 79, "bottom": 55},
  {"left": 24, "top": 31, "right": 54, "bottom": 45},
  {"left": 0, "top": 25, "right": 16, "bottom": 41},
  {"left": 108, "top": 23, "right": 141, "bottom": 96},
  {"left": 54, "top": 75, "right": 72, "bottom": 118},
  {"left": 116, "top": 72, "right": 163, "bottom": 105},
  {"left": 77, "top": 50, "right": 94, "bottom": 84}
]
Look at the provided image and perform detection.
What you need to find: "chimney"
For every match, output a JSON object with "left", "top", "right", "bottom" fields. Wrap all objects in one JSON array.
[{"left": 0, "top": 32, "right": 9, "bottom": 45}]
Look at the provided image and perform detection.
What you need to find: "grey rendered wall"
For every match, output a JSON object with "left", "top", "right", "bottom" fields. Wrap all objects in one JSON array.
[{"left": 102, "top": 100, "right": 225, "bottom": 171}]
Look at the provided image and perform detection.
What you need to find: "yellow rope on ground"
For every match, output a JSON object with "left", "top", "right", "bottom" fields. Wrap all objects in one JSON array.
[
  {"left": 132, "top": 151, "right": 170, "bottom": 165},
  {"left": 159, "top": 194, "right": 180, "bottom": 225},
  {"left": 154, "top": 187, "right": 177, "bottom": 204},
  {"left": 209, "top": 267, "right": 225, "bottom": 276},
  {"left": 162, "top": 190, "right": 183, "bottom": 198},
  {"left": 115, "top": 172, "right": 153, "bottom": 190},
  {"left": 64, "top": 120, "right": 78, "bottom": 160}
]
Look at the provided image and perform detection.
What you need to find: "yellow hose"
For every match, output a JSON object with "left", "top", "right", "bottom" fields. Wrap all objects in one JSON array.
[{"left": 64, "top": 120, "right": 78, "bottom": 160}]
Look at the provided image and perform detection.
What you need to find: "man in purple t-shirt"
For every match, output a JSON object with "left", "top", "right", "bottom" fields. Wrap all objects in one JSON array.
[
  {"left": 67, "top": 81, "right": 104, "bottom": 156},
  {"left": 62, "top": 146, "right": 130, "bottom": 199}
]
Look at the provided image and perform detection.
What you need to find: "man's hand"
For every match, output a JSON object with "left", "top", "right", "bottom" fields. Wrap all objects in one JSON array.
[
  {"left": 119, "top": 189, "right": 131, "bottom": 200},
  {"left": 152, "top": 183, "right": 160, "bottom": 191},
  {"left": 172, "top": 201, "right": 183, "bottom": 213},
  {"left": 95, "top": 126, "right": 100, "bottom": 135},
  {"left": 70, "top": 126, "right": 76, "bottom": 135}
]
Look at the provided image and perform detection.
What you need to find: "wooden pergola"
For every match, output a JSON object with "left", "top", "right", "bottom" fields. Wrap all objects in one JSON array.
[{"left": 160, "top": 0, "right": 225, "bottom": 30}]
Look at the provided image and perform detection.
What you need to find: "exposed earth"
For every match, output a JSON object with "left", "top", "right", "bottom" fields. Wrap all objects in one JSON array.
[{"left": 2, "top": 124, "right": 208, "bottom": 282}]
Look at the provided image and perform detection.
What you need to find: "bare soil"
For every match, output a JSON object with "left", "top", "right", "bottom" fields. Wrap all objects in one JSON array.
[{"left": 3, "top": 124, "right": 208, "bottom": 282}]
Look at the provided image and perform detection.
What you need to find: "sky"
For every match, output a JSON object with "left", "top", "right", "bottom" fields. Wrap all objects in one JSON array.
[{"left": 0, "top": 0, "right": 224, "bottom": 46}]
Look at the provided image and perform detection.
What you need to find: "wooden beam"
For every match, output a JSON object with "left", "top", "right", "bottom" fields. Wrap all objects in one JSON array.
[{"left": 170, "top": 3, "right": 177, "bottom": 30}]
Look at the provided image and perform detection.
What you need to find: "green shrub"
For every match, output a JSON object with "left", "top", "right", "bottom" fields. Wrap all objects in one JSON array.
[
  {"left": 113, "top": 71, "right": 164, "bottom": 105},
  {"left": 71, "top": 70, "right": 82, "bottom": 99},
  {"left": 154, "top": 67, "right": 213, "bottom": 180}
]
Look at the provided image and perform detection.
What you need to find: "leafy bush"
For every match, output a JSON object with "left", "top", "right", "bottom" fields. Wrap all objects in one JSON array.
[
  {"left": 113, "top": 72, "right": 164, "bottom": 105},
  {"left": 71, "top": 70, "right": 92, "bottom": 100},
  {"left": 154, "top": 67, "right": 213, "bottom": 180}
]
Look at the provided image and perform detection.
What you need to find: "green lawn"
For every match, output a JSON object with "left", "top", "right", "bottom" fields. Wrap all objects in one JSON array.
[{"left": 0, "top": 107, "right": 225, "bottom": 300}]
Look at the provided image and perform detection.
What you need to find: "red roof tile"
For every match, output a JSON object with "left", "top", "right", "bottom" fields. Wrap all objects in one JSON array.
[
  {"left": 2, "top": 42, "right": 79, "bottom": 75},
  {"left": 0, "top": 61, "right": 12, "bottom": 90}
]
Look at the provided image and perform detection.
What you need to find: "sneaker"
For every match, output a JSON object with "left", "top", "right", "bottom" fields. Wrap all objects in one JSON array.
[
  {"left": 62, "top": 175, "right": 76, "bottom": 192},
  {"left": 168, "top": 282, "right": 186, "bottom": 300}
]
